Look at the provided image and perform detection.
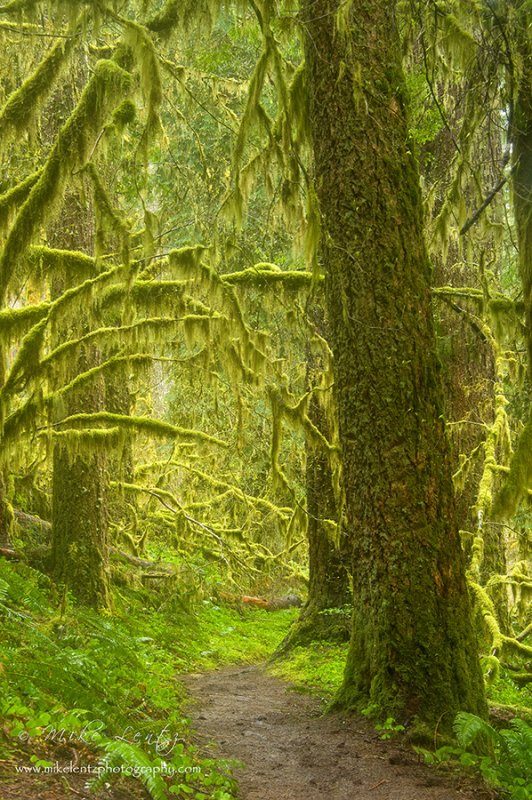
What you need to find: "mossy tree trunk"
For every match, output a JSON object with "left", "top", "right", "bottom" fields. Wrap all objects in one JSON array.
[
  {"left": 105, "top": 363, "right": 134, "bottom": 530},
  {"left": 513, "top": 25, "right": 532, "bottom": 380},
  {"left": 280, "top": 308, "right": 351, "bottom": 651},
  {"left": 49, "top": 194, "right": 110, "bottom": 609},
  {"left": 493, "top": 10, "right": 532, "bottom": 522},
  {"left": 0, "top": 354, "right": 11, "bottom": 549},
  {"left": 302, "top": 0, "right": 486, "bottom": 728},
  {"left": 51, "top": 356, "right": 110, "bottom": 610},
  {"left": 0, "top": 471, "right": 13, "bottom": 550}
]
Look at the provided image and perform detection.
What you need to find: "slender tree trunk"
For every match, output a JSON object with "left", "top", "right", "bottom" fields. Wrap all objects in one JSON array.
[
  {"left": 0, "top": 471, "right": 13, "bottom": 550},
  {"left": 493, "top": 9, "right": 532, "bottom": 520},
  {"left": 278, "top": 318, "right": 351, "bottom": 650},
  {"left": 302, "top": 0, "right": 486, "bottom": 728},
  {"left": 0, "top": 354, "right": 12, "bottom": 549},
  {"left": 51, "top": 359, "right": 110, "bottom": 609},
  {"left": 49, "top": 193, "right": 110, "bottom": 609}
]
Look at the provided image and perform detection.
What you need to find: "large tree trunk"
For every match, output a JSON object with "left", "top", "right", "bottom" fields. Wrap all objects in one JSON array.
[{"left": 302, "top": 0, "right": 486, "bottom": 728}]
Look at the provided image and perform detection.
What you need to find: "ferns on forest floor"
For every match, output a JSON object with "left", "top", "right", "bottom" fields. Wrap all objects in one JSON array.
[
  {"left": 0, "top": 560, "right": 263, "bottom": 799},
  {"left": 418, "top": 712, "right": 532, "bottom": 800}
]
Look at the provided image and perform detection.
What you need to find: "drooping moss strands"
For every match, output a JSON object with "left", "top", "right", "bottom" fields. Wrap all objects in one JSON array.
[
  {"left": 40, "top": 317, "right": 191, "bottom": 374},
  {"left": 168, "top": 248, "right": 271, "bottom": 378},
  {"left": 48, "top": 353, "right": 153, "bottom": 406},
  {"left": 84, "top": 163, "right": 131, "bottom": 266},
  {"left": 145, "top": 0, "right": 181, "bottom": 35},
  {"left": 0, "top": 32, "right": 78, "bottom": 147},
  {"left": 492, "top": 410, "right": 532, "bottom": 520},
  {"left": 230, "top": 43, "right": 272, "bottom": 226},
  {"left": 106, "top": 11, "right": 163, "bottom": 154},
  {"left": 0, "top": 59, "right": 133, "bottom": 304},
  {"left": 0, "top": 266, "right": 124, "bottom": 399},
  {"left": 0, "top": 317, "right": 47, "bottom": 403},
  {"left": 0, "top": 170, "right": 42, "bottom": 234},
  {"left": 28, "top": 246, "right": 98, "bottom": 280}
]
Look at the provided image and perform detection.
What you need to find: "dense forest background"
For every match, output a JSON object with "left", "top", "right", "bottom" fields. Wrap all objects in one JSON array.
[{"left": 0, "top": 1, "right": 531, "bottom": 799}]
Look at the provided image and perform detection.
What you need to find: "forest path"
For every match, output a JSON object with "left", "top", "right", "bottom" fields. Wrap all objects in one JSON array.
[{"left": 183, "top": 665, "right": 495, "bottom": 800}]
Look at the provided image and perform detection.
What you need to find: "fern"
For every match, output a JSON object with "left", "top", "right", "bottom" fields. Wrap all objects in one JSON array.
[
  {"left": 96, "top": 740, "right": 169, "bottom": 800},
  {"left": 453, "top": 711, "right": 499, "bottom": 749},
  {"left": 452, "top": 712, "right": 532, "bottom": 800},
  {"left": 501, "top": 719, "right": 532, "bottom": 782}
]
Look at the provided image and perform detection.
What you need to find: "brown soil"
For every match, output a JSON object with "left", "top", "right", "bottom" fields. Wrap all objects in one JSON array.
[{"left": 184, "top": 665, "right": 498, "bottom": 800}]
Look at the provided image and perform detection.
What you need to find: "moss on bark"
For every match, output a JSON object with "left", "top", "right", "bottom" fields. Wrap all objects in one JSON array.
[{"left": 302, "top": 0, "right": 486, "bottom": 728}]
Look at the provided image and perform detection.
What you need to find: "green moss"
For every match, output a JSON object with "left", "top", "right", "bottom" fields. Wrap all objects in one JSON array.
[
  {"left": 0, "top": 170, "right": 42, "bottom": 233},
  {"left": 0, "top": 37, "right": 74, "bottom": 144},
  {"left": 0, "top": 58, "right": 132, "bottom": 302},
  {"left": 146, "top": 0, "right": 180, "bottom": 34},
  {"left": 223, "top": 266, "right": 316, "bottom": 288},
  {"left": 111, "top": 98, "right": 137, "bottom": 129},
  {"left": 269, "top": 640, "right": 348, "bottom": 699},
  {"left": 0, "top": 302, "right": 50, "bottom": 339},
  {"left": 29, "top": 245, "right": 97, "bottom": 277},
  {"left": 53, "top": 411, "right": 228, "bottom": 448},
  {"left": 493, "top": 411, "right": 532, "bottom": 519}
]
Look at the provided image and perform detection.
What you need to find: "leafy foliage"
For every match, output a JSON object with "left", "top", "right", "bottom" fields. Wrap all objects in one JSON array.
[{"left": 419, "top": 712, "right": 532, "bottom": 800}]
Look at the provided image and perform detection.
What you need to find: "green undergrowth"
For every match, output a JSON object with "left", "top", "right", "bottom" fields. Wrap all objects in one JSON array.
[
  {"left": 0, "top": 559, "right": 296, "bottom": 799},
  {"left": 268, "top": 641, "right": 348, "bottom": 701},
  {"left": 417, "top": 712, "right": 532, "bottom": 800}
]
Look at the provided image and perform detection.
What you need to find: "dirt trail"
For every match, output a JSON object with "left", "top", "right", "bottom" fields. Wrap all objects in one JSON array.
[{"left": 184, "top": 666, "right": 496, "bottom": 800}]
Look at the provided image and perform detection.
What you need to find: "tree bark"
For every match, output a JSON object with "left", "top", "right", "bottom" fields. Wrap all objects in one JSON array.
[
  {"left": 51, "top": 348, "right": 110, "bottom": 610},
  {"left": 302, "top": 0, "right": 486, "bottom": 728},
  {"left": 49, "top": 190, "right": 110, "bottom": 610},
  {"left": 278, "top": 327, "right": 351, "bottom": 651}
]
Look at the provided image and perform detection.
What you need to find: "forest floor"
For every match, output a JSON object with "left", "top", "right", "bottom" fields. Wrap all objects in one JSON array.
[
  {"left": 184, "top": 664, "right": 499, "bottom": 800},
  {"left": 1, "top": 661, "right": 501, "bottom": 800}
]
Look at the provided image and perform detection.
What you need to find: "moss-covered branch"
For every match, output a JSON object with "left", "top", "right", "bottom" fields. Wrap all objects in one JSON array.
[
  {"left": 0, "top": 34, "right": 76, "bottom": 145},
  {"left": 0, "top": 58, "right": 132, "bottom": 302},
  {"left": 52, "top": 411, "right": 227, "bottom": 448},
  {"left": 223, "top": 265, "right": 316, "bottom": 289}
]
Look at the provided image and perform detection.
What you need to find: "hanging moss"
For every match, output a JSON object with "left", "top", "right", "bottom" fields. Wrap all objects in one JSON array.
[
  {"left": 115, "top": 15, "right": 162, "bottom": 150},
  {"left": 84, "top": 162, "right": 131, "bottom": 264},
  {"left": 0, "top": 35, "right": 75, "bottom": 145},
  {"left": 0, "top": 317, "right": 47, "bottom": 401},
  {"left": 475, "top": 386, "right": 512, "bottom": 517},
  {"left": 49, "top": 353, "right": 152, "bottom": 405},
  {"left": 146, "top": 0, "right": 180, "bottom": 34},
  {"left": 29, "top": 245, "right": 97, "bottom": 278},
  {"left": 0, "top": 302, "right": 50, "bottom": 339},
  {"left": 110, "top": 98, "right": 137, "bottom": 130},
  {"left": 0, "top": 169, "right": 42, "bottom": 233},
  {"left": 0, "top": 58, "right": 132, "bottom": 302},
  {"left": 492, "top": 411, "right": 532, "bottom": 519}
]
